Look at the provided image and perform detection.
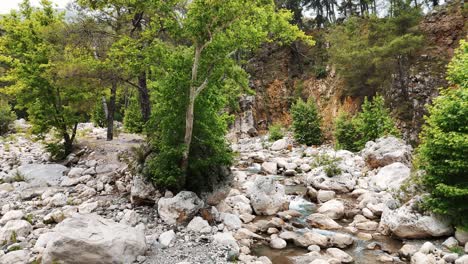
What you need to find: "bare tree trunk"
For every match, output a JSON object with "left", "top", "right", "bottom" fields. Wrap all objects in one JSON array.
[
  {"left": 181, "top": 46, "right": 202, "bottom": 174},
  {"left": 107, "top": 81, "right": 117, "bottom": 141},
  {"left": 137, "top": 71, "right": 151, "bottom": 122}
]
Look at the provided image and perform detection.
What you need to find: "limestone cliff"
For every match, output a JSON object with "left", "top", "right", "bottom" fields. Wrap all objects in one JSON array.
[{"left": 231, "top": 0, "right": 467, "bottom": 144}]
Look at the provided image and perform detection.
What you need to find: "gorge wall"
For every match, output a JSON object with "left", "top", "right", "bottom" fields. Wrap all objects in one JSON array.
[{"left": 231, "top": 0, "right": 467, "bottom": 145}]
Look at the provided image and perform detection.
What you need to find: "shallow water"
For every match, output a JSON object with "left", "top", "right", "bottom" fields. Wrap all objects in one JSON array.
[
  {"left": 251, "top": 244, "right": 308, "bottom": 264},
  {"left": 252, "top": 185, "right": 410, "bottom": 264}
]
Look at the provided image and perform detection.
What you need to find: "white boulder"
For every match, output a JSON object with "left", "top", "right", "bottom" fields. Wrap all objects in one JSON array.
[
  {"left": 39, "top": 213, "right": 146, "bottom": 264},
  {"left": 247, "top": 176, "right": 287, "bottom": 215},
  {"left": 157, "top": 191, "right": 204, "bottom": 225},
  {"left": 362, "top": 136, "right": 412, "bottom": 168}
]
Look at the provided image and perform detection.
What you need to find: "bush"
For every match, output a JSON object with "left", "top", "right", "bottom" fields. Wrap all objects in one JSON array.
[
  {"left": 333, "top": 111, "right": 358, "bottom": 151},
  {"left": 353, "top": 95, "right": 399, "bottom": 150},
  {"left": 0, "top": 100, "right": 16, "bottom": 135},
  {"left": 311, "top": 153, "right": 342, "bottom": 177},
  {"left": 291, "top": 98, "right": 323, "bottom": 146},
  {"left": 45, "top": 141, "right": 67, "bottom": 161},
  {"left": 123, "top": 95, "right": 144, "bottom": 133},
  {"left": 91, "top": 99, "right": 107, "bottom": 128},
  {"left": 268, "top": 123, "right": 284, "bottom": 141},
  {"left": 417, "top": 41, "right": 468, "bottom": 228},
  {"left": 333, "top": 96, "right": 399, "bottom": 152}
]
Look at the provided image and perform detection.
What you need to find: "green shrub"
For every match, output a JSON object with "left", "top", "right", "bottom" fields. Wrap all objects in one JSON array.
[
  {"left": 123, "top": 95, "right": 144, "bottom": 133},
  {"left": 333, "top": 111, "right": 358, "bottom": 151},
  {"left": 417, "top": 88, "right": 468, "bottom": 227},
  {"left": 268, "top": 124, "right": 284, "bottom": 141},
  {"left": 417, "top": 40, "right": 468, "bottom": 228},
  {"left": 353, "top": 95, "right": 399, "bottom": 150},
  {"left": 333, "top": 96, "right": 398, "bottom": 152},
  {"left": 311, "top": 153, "right": 342, "bottom": 177},
  {"left": 0, "top": 100, "right": 16, "bottom": 135},
  {"left": 91, "top": 99, "right": 107, "bottom": 128},
  {"left": 45, "top": 142, "right": 67, "bottom": 161},
  {"left": 291, "top": 98, "right": 323, "bottom": 146},
  {"left": 313, "top": 65, "right": 327, "bottom": 79}
]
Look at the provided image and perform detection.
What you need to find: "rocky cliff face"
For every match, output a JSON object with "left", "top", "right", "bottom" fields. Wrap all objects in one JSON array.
[{"left": 231, "top": 0, "right": 466, "bottom": 144}]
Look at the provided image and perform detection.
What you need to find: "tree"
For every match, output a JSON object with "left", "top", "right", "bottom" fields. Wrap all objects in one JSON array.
[
  {"left": 327, "top": 4, "right": 423, "bottom": 97},
  {"left": 0, "top": 1, "right": 96, "bottom": 154},
  {"left": 123, "top": 93, "right": 144, "bottom": 133},
  {"left": 333, "top": 111, "right": 357, "bottom": 151},
  {"left": 145, "top": 0, "right": 313, "bottom": 191},
  {"left": 0, "top": 99, "right": 16, "bottom": 135},
  {"left": 291, "top": 98, "right": 323, "bottom": 145},
  {"left": 417, "top": 40, "right": 468, "bottom": 228},
  {"left": 353, "top": 95, "right": 399, "bottom": 149}
]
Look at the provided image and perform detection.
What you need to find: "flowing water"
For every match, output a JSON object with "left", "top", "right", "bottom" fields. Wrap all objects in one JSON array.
[{"left": 253, "top": 182, "right": 445, "bottom": 263}]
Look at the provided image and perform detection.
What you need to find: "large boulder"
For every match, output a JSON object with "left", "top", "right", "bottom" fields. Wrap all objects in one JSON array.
[
  {"left": 317, "top": 199, "right": 345, "bottom": 220},
  {"left": 271, "top": 139, "right": 288, "bottom": 151},
  {"left": 247, "top": 176, "right": 288, "bottom": 215},
  {"left": 379, "top": 200, "right": 453, "bottom": 239},
  {"left": 262, "top": 162, "right": 278, "bottom": 175},
  {"left": 12, "top": 164, "right": 67, "bottom": 187},
  {"left": 307, "top": 169, "right": 356, "bottom": 193},
  {"left": 362, "top": 136, "right": 412, "bottom": 168},
  {"left": 306, "top": 213, "right": 342, "bottom": 230},
  {"left": 38, "top": 213, "right": 146, "bottom": 264},
  {"left": 157, "top": 191, "right": 204, "bottom": 225},
  {"left": 213, "top": 232, "right": 240, "bottom": 255},
  {"left": 0, "top": 250, "right": 30, "bottom": 264},
  {"left": 130, "top": 176, "right": 160, "bottom": 206},
  {"left": 0, "top": 220, "right": 32, "bottom": 243},
  {"left": 369, "top": 162, "right": 411, "bottom": 191}
]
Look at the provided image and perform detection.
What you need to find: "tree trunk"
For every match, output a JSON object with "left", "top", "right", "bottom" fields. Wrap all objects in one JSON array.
[
  {"left": 107, "top": 81, "right": 117, "bottom": 141},
  {"left": 137, "top": 71, "right": 151, "bottom": 122},
  {"left": 181, "top": 45, "right": 202, "bottom": 175}
]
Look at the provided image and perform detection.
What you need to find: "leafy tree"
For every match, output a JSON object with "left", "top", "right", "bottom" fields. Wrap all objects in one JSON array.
[
  {"left": 333, "top": 111, "right": 357, "bottom": 151},
  {"left": 353, "top": 95, "right": 399, "bottom": 150},
  {"left": 327, "top": 5, "right": 423, "bottom": 97},
  {"left": 144, "top": 0, "right": 313, "bottom": 191},
  {"left": 291, "top": 98, "right": 323, "bottom": 145},
  {"left": 123, "top": 94, "right": 144, "bottom": 133},
  {"left": 91, "top": 99, "right": 107, "bottom": 128},
  {"left": 417, "top": 40, "right": 468, "bottom": 228},
  {"left": 0, "top": 1, "right": 96, "bottom": 154},
  {"left": 0, "top": 99, "right": 16, "bottom": 135}
]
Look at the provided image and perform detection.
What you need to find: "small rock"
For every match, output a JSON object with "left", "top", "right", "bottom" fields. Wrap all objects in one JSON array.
[
  {"left": 443, "top": 237, "right": 460, "bottom": 249},
  {"left": 270, "top": 238, "right": 287, "bottom": 249},
  {"left": 159, "top": 230, "right": 176, "bottom": 248},
  {"left": 327, "top": 248, "right": 354, "bottom": 263},
  {"left": 317, "top": 190, "right": 335, "bottom": 203}
]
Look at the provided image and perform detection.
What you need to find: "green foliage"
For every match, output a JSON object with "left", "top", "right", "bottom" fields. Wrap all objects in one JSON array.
[
  {"left": 0, "top": 2, "right": 97, "bottom": 154},
  {"left": 144, "top": 0, "right": 313, "bottom": 192},
  {"left": 334, "top": 96, "right": 399, "bottom": 151},
  {"left": 417, "top": 42, "right": 468, "bottom": 227},
  {"left": 448, "top": 246, "right": 464, "bottom": 255},
  {"left": 0, "top": 99, "right": 16, "bottom": 135},
  {"left": 91, "top": 100, "right": 107, "bottom": 128},
  {"left": 353, "top": 95, "right": 400, "bottom": 150},
  {"left": 291, "top": 98, "right": 323, "bottom": 145},
  {"left": 269, "top": 124, "right": 285, "bottom": 141},
  {"left": 311, "top": 153, "right": 342, "bottom": 177},
  {"left": 45, "top": 141, "right": 67, "bottom": 161},
  {"left": 327, "top": 7, "right": 423, "bottom": 97},
  {"left": 123, "top": 94, "right": 144, "bottom": 133},
  {"left": 447, "top": 40, "right": 468, "bottom": 88},
  {"left": 333, "top": 111, "right": 358, "bottom": 151}
]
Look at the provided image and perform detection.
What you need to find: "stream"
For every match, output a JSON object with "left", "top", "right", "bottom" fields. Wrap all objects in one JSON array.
[{"left": 251, "top": 181, "right": 445, "bottom": 264}]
